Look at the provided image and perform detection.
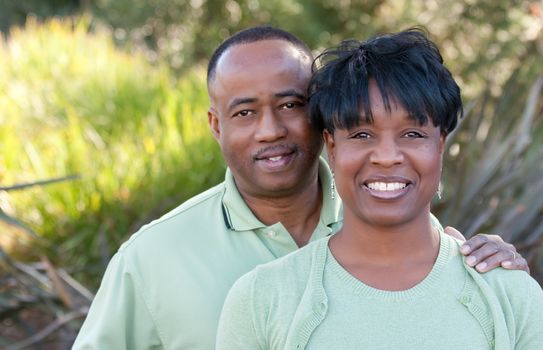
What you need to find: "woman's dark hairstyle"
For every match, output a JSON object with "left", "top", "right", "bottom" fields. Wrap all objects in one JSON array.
[
  {"left": 308, "top": 28, "right": 462, "bottom": 135},
  {"left": 207, "top": 26, "right": 312, "bottom": 85}
]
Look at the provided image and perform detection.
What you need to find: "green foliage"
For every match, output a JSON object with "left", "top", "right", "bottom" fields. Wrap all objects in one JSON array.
[
  {"left": 0, "top": 17, "right": 224, "bottom": 287},
  {"left": 82, "top": 0, "right": 543, "bottom": 97},
  {"left": 435, "top": 72, "right": 543, "bottom": 282},
  {"left": 0, "top": 0, "right": 81, "bottom": 33}
]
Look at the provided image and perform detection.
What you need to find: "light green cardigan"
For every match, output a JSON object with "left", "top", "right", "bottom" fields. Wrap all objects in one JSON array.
[{"left": 217, "top": 232, "right": 543, "bottom": 349}]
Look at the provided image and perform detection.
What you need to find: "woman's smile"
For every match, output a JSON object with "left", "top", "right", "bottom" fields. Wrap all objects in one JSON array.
[{"left": 363, "top": 178, "right": 412, "bottom": 200}]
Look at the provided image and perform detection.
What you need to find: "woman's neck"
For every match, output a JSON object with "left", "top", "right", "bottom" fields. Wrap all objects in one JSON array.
[{"left": 328, "top": 210, "right": 440, "bottom": 291}]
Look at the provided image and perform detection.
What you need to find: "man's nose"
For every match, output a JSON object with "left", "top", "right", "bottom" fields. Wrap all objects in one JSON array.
[
  {"left": 254, "top": 108, "right": 287, "bottom": 142},
  {"left": 369, "top": 137, "right": 404, "bottom": 167}
]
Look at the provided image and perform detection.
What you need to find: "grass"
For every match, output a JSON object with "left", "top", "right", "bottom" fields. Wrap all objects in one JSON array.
[{"left": 0, "top": 17, "right": 225, "bottom": 287}]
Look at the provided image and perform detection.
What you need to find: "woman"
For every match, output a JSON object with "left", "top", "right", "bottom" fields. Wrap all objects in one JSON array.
[{"left": 216, "top": 28, "right": 543, "bottom": 349}]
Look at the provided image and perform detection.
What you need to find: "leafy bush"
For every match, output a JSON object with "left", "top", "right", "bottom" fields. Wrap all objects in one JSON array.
[
  {"left": 436, "top": 72, "right": 543, "bottom": 283},
  {"left": 0, "top": 17, "right": 225, "bottom": 287}
]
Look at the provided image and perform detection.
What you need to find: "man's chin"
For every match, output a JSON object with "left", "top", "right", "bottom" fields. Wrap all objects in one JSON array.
[{"left": 253, "top": 178, "right": 306, "bottom": 197}]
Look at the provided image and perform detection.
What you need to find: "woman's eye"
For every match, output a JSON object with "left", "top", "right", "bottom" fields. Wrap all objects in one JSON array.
[
  {"left": 352, "top": 132, "right": 371, "bottom": 139},
  {"left": 404, "top": 131, "right": 424, "bottom": 138}
]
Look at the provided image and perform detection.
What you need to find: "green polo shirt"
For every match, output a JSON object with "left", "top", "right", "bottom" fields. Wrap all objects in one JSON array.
[{"left": 73, "top": 158, "right": 342, "bottom": 350}]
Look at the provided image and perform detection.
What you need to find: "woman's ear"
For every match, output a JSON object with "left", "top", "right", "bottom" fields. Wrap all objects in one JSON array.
[
  {"left": 439, "top": 133, "right": 447, "bottom": 155},
  {"left": 323, "top": 129, "right": 335, "bottom": 171}
]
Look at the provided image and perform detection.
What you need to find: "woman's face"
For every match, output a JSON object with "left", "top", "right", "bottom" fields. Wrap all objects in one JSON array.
[{"left": 324, "top": 82, "right": 445, "bottom": 228}]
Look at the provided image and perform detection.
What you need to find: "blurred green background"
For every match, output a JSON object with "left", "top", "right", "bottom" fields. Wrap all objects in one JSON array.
[{"left": 1, "top": 0, "right": 542, "bottom": 348}]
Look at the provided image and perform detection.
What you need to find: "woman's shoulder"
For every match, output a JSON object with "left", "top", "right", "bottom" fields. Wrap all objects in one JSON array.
[
  {"left": 479, "top": 265, "right": 541, "bottom": 297},
  {"left": 227, "top": 236, "right": 329, "bottom": 305},
  {"left": 252, "top": 236, "right": 329, "bottom": 286},
  {"left": 222, "top": 236, "right": 330, "bottom": 335},
  {"left": 441, "top": 232, "right": 542, "bottom": 301}
]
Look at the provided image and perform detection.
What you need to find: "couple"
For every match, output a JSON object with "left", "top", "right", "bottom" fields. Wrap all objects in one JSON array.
[{"left": 74, "top": 27, "right": 537, "bottom": 349}]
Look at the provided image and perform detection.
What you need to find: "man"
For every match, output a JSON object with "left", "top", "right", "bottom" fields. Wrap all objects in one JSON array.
[{"left": 73, "top": 26, "right": 527, "bottom": 349}]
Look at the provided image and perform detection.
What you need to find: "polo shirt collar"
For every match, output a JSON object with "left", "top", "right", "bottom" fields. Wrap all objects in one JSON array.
[{"left": 222, "top": 157, "right": 342, "bottom": 231}]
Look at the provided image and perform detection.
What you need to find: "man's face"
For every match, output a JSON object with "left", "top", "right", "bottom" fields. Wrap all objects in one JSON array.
[{"left": 208, "top": 40, "right": 323, "bottom": 199}]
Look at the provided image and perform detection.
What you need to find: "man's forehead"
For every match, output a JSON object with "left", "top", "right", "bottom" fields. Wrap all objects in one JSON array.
[{"left": 216, "top": 39, "right": 310, "bottom": 73}]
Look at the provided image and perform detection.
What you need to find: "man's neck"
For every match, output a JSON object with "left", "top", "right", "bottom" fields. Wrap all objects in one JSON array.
[{"left": 241, "top": 177, "right": 323, "bottom": 248}]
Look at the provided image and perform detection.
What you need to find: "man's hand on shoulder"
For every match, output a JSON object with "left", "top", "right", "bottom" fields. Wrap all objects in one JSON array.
[{"left": 444, "top": 226, "right": 530, "bottom": 274}]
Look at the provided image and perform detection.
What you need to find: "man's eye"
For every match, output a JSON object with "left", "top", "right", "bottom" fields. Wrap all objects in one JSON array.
[
  {"left": 233, "top": 110, "right": 253, "bottom": 118},
  {"left": 281, "top": 102, "right": 303, "bottom": 110}
]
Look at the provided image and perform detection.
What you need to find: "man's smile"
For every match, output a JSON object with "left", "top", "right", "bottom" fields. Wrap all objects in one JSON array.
[{"left": 254, "top": 145, "right": 297, "bottom": 170}]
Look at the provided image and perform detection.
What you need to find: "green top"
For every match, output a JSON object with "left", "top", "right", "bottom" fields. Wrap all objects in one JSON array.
[
  {"left": 217, "top": 230, "right": 543, "bottom": 350},
  {"left": 73, "top": 159, "right": 342, "bottom": 350}
]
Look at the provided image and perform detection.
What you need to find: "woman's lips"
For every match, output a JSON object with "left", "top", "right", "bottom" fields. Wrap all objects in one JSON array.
[{"left": 363, "top": 180, "right": 412, "bottom": 199}]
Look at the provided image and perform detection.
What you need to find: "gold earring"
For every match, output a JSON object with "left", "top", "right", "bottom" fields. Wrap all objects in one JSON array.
[
  {"left": 331, "top": 172, "right": 336, "bottom": 200},
  {"left": 436, "top": 182, "right": 442, "bottom": 200}
]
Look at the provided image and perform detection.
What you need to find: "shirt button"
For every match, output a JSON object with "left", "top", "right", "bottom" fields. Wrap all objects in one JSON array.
[{"left": 266, "top": 231, "right": 276, "bottom": 237}]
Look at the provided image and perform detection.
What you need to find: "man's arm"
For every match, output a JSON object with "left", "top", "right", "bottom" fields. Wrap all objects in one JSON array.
[
  {"left": 444, "top": 226, "right": 529, "bottom": 273},
  {"left": 73, "top": 253, "right": 163, "bottom": 349}
]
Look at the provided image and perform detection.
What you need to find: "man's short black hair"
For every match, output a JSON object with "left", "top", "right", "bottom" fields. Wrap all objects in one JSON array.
[
  {"left": 207, "top": 26, "right": 312, "bottom": 84},
  {"left": 308, "top": 28, "right": 462, "bottom": 135}
]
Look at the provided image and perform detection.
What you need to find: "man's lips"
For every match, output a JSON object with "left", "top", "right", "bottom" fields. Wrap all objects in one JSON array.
[
  {"left": 254, "top": 145, "right": 296, "bottom": 161},
  {"left": 253, "top": 145, "right": 297, "bottom": 170}
]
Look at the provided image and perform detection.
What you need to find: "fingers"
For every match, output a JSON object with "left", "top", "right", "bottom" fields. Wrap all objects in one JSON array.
[
  {"left": 469, "top": 248, "right": 516, "bottom": 273},
  {"left": 460, "top": 233, "right": 529, "bottom": 273},
  {"left": 460, "top": 233, "right": 506, "bottom": 256},
  {"left": 443, "top": 226, "right": 466, "bottom": 242},
  {"left": 501, "top": 254, "right": 531, "bottom": 274},
  {"left": 460, "top": 234, "right": 530, "bottom": 273},
  {"left": 462, "top": 239, "right": 502, "bottom": 272}
]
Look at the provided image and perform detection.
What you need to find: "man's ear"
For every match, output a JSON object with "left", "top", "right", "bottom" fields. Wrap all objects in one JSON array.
[
  {"left": 208, "top": 107, "right": 220, "bottom": 142},
  {"left": 323, "top": 129, "right": 335, "bottom": 171}
]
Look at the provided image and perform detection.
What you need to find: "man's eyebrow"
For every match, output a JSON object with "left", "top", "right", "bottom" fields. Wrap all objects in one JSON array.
[
  {"left": 228, "top": 97, "right": 257, "bottom": 111},
  {"left": 275, "top": 90, "right": 306, "bottom": 100}
]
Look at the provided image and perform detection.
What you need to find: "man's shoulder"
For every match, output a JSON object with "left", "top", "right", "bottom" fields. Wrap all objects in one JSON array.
[
  {"left": 118, "top": 181, "right": 227, "bottom": 252},
  {"left": 160, "top": 181, "right": 227, "bottom": 220}
]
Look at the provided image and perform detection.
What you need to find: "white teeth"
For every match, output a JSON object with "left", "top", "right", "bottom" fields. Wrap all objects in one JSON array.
[
  {"left": 367, "top": 182, "right": 407, "bottom": 191},
  {"left": 268, "top": 156, "right": 282, "bottom": 162}
]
